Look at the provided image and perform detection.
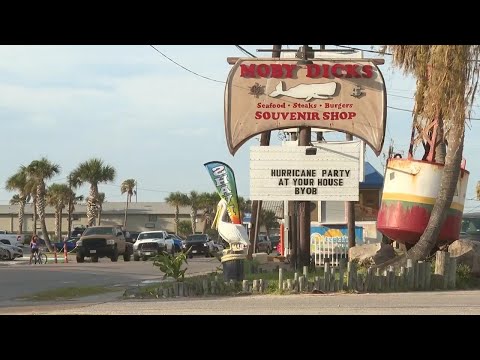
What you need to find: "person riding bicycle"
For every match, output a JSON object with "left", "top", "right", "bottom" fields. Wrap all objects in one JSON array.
[{"left": 29, "top": 235, "right": 40, "bottom": 265}]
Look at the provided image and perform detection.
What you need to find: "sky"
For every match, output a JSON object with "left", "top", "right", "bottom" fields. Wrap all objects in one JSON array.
[{"left": 0, "top": 45, "right": 479, "bottom": 213}]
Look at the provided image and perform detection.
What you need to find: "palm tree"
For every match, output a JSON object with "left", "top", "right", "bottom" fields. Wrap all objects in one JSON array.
[
  {"left": 97, "top": 192, "right": 105, "bottom": 225},
  {"left": 258, "top": 209, "right": 278, "bottom": 236},
  {"left": 377, "top": 45, "right": 480, "bottom": 267},
  {"left": 177, "top": 220, "right": 192, "bottom": 238},
  {"left": 70, "top": 158, "right": 116, "bottom": 227},
  {"left": 66, "top": 174, "right": 83, "bottom": 237},
  {"left": 5, "top": 169, "right": 30, "bottom": 235},
  {"left": 25, "top": 178, "right": 39, "bottom": 235},
  {"left": 46, "top": 183, "right": 71, "bottom": 241},
  {"left": 186, "top": 191, "right": 202, "bottom": 234},
  {"left": 238, "top": 196, "right": 252, "bottom": 222},
  {"left": 165, "top": 192, "right": 189, "bottom": 235},
  {"left": 66, "top": 191, "right": 83, "bottom": 237},
  {"left": 199, "top": 192, "right": 219, "bottom": 234},
  {"left": 24, "top": 158, "right": 61, "bottom": 251},
  {"left": 121, "top": 179, "right": 136, "bottom": 228}
]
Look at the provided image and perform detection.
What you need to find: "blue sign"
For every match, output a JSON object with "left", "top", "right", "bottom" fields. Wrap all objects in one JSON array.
[{"left": 310, "top": 224, "right": 364, "bottom": 252}]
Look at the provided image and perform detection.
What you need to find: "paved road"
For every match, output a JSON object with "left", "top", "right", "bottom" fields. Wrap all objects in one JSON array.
[
  {"left": 0, "top": 256, "right": 220, "bottom": 304},
  {"left": 3, "top": 290, "right": 480, "bottom": 315}
]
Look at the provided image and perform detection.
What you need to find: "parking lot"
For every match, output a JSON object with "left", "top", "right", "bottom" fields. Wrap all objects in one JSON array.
[{"left": 0, "top": 254, "right": 221, "bottom": 304}]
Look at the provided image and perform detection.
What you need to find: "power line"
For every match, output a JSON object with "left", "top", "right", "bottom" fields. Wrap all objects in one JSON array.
[
  {"left": 387, "top": 105, "right": 480, "bottom": 120},
  {"left": 335, "top": 45, "right": 480, "bottom": 62},
  {"left": 103, "top": 183, "right": 171, "bottom": 193},
  {"left": 334, "top": 45, "right": 392, "bottom": 56},
  {"left": 148, "top": 45, "right": 480, "bottom": 121},
  {"left": 465, "top": 204, "right": 480, "bottom": 213},
  {"left": 388, "top": 92, "right": 480, "bottom": 109},
  {"left": 235, "top": 45, "right": 256, "bottom": 58},
  {"left": 149, "top": 45, "right": 225, "bottom": 84}
]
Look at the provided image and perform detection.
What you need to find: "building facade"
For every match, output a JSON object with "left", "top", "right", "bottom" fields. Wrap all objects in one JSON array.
[{"left": 0, "top": 202, "right": 204, "bottom": 237}]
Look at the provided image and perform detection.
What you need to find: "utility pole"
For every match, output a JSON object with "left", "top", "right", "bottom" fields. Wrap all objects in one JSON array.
[
  {"left": 346, "top": 133, "right": 356, "bottom": 248},
  {"left": 135, "top": 181, "right": 138, "bottom": 203},
  {"left": 288, "top": 130, "right": 298, "bottom": 268},
  {"left": 297, "top": 45, "right": 313, "bottom": 269},
  {"left": 67, "top": 175, "right": 73, "bottom": 238},
  {"left": 247, "top": 44, "right": 282, "bottom": 260}
]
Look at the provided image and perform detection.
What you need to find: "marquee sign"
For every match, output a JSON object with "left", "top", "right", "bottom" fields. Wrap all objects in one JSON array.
[
  {"left": 250, "top": 142, "right": 361, "bottom": 201},
  {"left": 225, "top": 58, "right": 387, "bottom": 156}
]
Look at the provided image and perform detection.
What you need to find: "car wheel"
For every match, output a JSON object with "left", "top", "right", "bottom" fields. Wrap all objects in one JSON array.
[
  {"left": 266, "top": 247, "right": 271, "bottom": 255},
  {"left": 110, "top": 248, "right": 119, "bottom": 262},
  {"left": 133, "top": 254, "right": 140, "bottom": 261},
  {"left": 91, "top": 256, "right": 99, "bottom": 263},
  {"left": 175, "top": 245, "right": 181, "bottom": 253},
  {"left": 123, "top": 251, "right": 131, "bottom": 261},
  {"left": 142, "top": 256, "right": 148, "bottom": 261},
  {"left": 76, "top": 254, "right": 85, "bottom": 263}
]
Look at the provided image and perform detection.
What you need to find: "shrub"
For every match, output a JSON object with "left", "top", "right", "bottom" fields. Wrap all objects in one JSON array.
[
  {"left": 456, "top": 263, "right": 473, "bottom": 289},
  {"left": 151, "top": 249, "right": 190, "bottom": 282}
]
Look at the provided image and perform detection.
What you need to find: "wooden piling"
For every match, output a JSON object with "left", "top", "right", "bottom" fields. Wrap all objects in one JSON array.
[
  {"left": 365, "top": 268, "right": 373, "bottom": 292},
  {"left": 406, "top": 259, "right": 414, "bottom": 290},
  {"left": 425, "top": 262, "right": 432, "bottom": 290},
  {"left": 324, "top": 263, "right": 331, "bottom": 292},
  {"left": 448, "top": 257, "right": 457, "bottom": 289},
  {"left": 278, "top": 268, "right": 284, "bottom": 291},
  {"left": 203, "top": 279, "right": 209, "bottom": 296},
  {"left": 299, "top": 276, "right": 305, "bottom": 292},
  {"left": 339, "top": 259, "right": 346, "bottom": 291},
  {"left": 242, "top": 280, "right": 249, "bottom": 293},
  {"left": 375, "top": 268, "right": 382, "bottom": 292},
  {"left": 435, "top": 251, "right": 450, "bottom": 290},
  {"left": 287, "top": 279, "right": 293, "bottom": 291}
]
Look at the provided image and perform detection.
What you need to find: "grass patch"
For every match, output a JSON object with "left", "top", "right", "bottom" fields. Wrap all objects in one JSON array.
[{"left": 23, "top": 286, "right": 117, "bottom": 301}]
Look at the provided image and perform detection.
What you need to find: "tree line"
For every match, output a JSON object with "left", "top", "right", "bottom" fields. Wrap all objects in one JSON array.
[
  {"left": 5, "top": 157, "right": 279, "bottom": 251},
  {"left": 165, "top": 191, "right": 279, "bottom": 238}
]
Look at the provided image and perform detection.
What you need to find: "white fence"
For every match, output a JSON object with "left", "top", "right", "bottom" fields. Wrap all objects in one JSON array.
[{"left": 312, "top": 237, "right": 349, "bottom": 267}]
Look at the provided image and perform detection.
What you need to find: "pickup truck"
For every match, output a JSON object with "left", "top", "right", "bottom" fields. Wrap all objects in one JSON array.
[
  {"left": 0, "top": 231, "right": 24, "bottom": 247},
  {"left": 75, "top": 225, "right": 133, "bottom": 263},
  {"left": 133, "top": 230, "right": 175, "bottom": 261}
]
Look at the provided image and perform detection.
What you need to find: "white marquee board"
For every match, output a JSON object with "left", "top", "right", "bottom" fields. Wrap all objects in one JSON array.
[{"left": 250, "top": 141, "right": 361, "bottom": 201}]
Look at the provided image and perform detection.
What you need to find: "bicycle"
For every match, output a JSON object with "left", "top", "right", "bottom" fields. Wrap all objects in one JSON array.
[{"left": 31, "top": 248, "right": 48, "bottom": 264}]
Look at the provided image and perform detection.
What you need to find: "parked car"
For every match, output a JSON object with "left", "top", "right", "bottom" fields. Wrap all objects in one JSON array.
[
  {"left": 255, "top": 234, "right": 272, "bottom": 254},
  {"left": 133, "top": 230, "right": 175, "bottom": 261},
  {"left": 76, "top": 225, "right": 133, "bottom": 263},
  {"left": 126, "top": 231, "right": 140, "bottom": 244},
  {"left": 209, "top": 238, "right": 225, "bottom": 253},
  {"left": 0, "top": 231, "right": 24, "bottom": 248},
  {"left": 0, "top": 242, "right": 23, "bottom": 260},
  {"left": 53, "top": 237, "right": 78, "bottom": 252},
  {"left": 167, "top": 233, "right": 184, "bottom": 252},
  {"left": 71, "top": 226, "right": 86, "bottom": 238},
  {"left": 269, "top": 235, "right": 280, "bottom": 251},
  {"left": 460, "top": 213, "right": 480, "bottom": 242},
  {"left": 184, "top": 234, "right": 215, "bottom": 258}
]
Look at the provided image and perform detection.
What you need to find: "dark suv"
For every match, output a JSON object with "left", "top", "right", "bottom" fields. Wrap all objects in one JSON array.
[
  {"left": 460, "top": 214, "right": 480, "bottom": 242},
  {"left": 255, "top": 234, "right": 272, "bottom": 254},
  {"left": 184, "top": 234, "right": 214, "bottom": 258}
]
